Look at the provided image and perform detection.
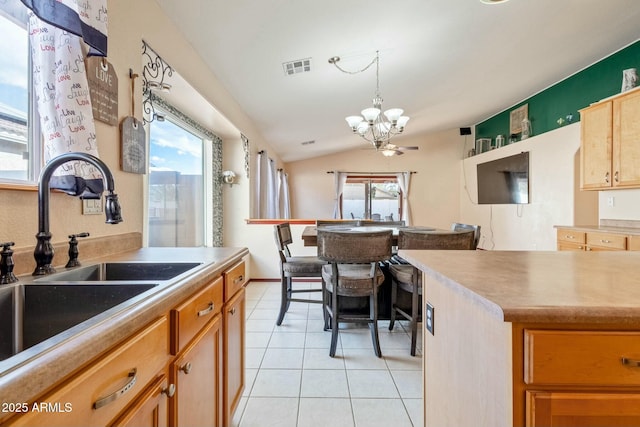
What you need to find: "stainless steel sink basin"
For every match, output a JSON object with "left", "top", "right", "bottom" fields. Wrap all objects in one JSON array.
[
  {"left": 35, "top": 262, "right": 202, "bottom": 282},
  {"left": 0, "top": 283, "right": 158, "bottom": 361}
]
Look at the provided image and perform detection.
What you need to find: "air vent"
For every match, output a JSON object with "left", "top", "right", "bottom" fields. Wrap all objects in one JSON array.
[
  {"left": 301, "top": 140, "right": 315, "bottom": 146},
  {"left": 283, "top": 58, "right": 311, "bottom": 76}
]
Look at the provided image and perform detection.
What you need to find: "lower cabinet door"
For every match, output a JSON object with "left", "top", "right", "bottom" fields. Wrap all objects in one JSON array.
[
  {"left": 171, "top": 314, "right": 223, "bottom": 427},
  {"left": 223, "top": 287, "right": 245, "bottom": 426},
  {"left": 527, "top": 390, "right": 640, "bottom": 427},
  {"left": 112, "top": 374, "right": 172, "bottom": 427}
]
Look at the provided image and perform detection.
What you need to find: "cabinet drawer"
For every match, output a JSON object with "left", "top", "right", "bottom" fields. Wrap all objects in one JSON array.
[
  {"left": 524, "top": 330, "right": 640, "bottom": 386},
  {"left": 586, "top": 231, "right": 626, "bottom": 250},
  {"left": 556, "top": 229, "right": 586, "bottom": 244},
  {"left": 9, "top": 317, "right": 170, "bottom": 427},
  {"left": 557, "top": 241, "right": 585, "bottom": 251},
  {"left": 171, "top": 276, "right": 223, "bottom": 355},
  {"left": 223, "top": 261, "right": 246, "bottom": 301}
]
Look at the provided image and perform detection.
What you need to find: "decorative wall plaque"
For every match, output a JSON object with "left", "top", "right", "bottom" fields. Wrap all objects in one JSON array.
[
  {"left": 510, "top": 104, "right": 528, "bottom": 134},
  {"left": 120, "top": 116, "right": 146, "bottom": 174},
  {"left": 86, "top": 57, "right": 118, "bottom": 126}
]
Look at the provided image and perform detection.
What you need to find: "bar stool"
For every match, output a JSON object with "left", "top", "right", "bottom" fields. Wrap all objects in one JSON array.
[
  {"left": 274, "top": 222, "right": 326, "bottom": 326},
  {"left": 389, "top": 229, "right": 475, "bottom": 355},
  {"left": 317, "top": 228, "right": 392, "bottom": 357}
]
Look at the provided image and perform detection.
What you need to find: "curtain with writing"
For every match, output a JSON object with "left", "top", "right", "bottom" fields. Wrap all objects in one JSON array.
[{"left": 23, "top": 0, "right": 107, "bottom": 197}]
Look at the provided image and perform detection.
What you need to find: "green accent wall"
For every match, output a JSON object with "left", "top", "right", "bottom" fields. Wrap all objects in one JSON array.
[{"left": 475, "top": 40, "right": 640, "bottom": 141}]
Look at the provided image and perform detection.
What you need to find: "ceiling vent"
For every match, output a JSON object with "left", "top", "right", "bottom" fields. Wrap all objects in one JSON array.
[
  {"left": 283, "top": 58, "right": 311, "bottom": 76},
  {"left": 301, "top": 140, "right": 315, "bottom": 146}
]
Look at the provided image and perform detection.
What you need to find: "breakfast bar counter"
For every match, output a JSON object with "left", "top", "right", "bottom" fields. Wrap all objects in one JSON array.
[{"left": 398, "top": 249, "right": 640, "bottom": 427}]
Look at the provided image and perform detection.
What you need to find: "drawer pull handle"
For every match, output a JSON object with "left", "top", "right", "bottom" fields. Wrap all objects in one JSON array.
[
  {"left": 565, "top": 235, "right": 575, "bottom": 239},
  {"left": 180, "top": 362, "right": 192, "bottom": 374},
  {"left": 233, "top": 275, "right": 244, "bottom": 285},
  {"left": 162, "top": 383, "right": 176, "bottom": 398},
  {"left": 605, "top": 171, "right": 610, "bottom": 183},
  {"left": 93, "top": 368, "right": 137, "bottom": 409},
  {"left": 601, "top": 239, "right": 611, "bottom": 243},
  {"left": 622, "top": 357, "right": 640, "bottom": 367},
  {"left": 197, "top": 302, "right": 214, "bottom": 317},
  {"left": 615, "top": 171, "right": 619, "bottom": 183}
]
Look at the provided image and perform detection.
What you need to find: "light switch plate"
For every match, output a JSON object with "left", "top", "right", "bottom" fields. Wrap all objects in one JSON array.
[
  {"left": 82, "top": 198, "right": 103, "bottom": 215},
  {"left": 425, "top": 302, "right": 435, "bottom": 335}
]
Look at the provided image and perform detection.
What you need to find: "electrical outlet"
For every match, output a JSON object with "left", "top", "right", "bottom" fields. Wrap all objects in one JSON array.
[
  {"left": 82, "top": 198, "right": 103, "bottom": 215},
  {"left": 607, "top": 196, "right": 615, "bottom": 207},
  {"left": 425, "top": 302, "right": 435, "bottom": 336}
]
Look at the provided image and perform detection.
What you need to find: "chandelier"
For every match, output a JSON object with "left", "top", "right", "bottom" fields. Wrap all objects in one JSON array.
[{"left": 329, "top": 51, "right": 409, "bottom": 149}]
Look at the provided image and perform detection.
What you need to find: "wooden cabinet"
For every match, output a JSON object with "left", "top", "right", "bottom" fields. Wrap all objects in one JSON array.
[
  {"left": 8, "top": 317, "right": 171, "bottom": 427},
  {"left": 222, "top": 261, "right": 247, "bottom": 426},
  {"left": 557, "top": 228, "right": 629, "bottom": 251},
  {"left": 580, "top": 88, "right": 640, "bottom": 190},
  {"left": 170, "top": 315, "right": 223, "bottom": 427},
  {"left": 111, "top": 374, "right": 172, "bottom": 427},
  {"left": 169, "top": 277, "right": 223, "bottom": 427},
  {"left": 521, "top": 329, "right": 640, "bottom": 426}
]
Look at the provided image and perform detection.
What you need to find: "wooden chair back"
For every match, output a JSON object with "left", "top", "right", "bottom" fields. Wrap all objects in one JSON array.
[
  {"left": 317, "top": 229, "right": 392, "bottom": 264},
  {"left": 398, "top": 229, "right": 475, "bottom": 250}
]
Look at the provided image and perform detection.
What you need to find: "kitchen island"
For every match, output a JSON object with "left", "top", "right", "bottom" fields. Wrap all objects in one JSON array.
[
  {"left": 0, "top": 246, "right": 248, "bottom": 426},
  {"left": 398, "top": 249, "right": 640, "bottom": 427}
]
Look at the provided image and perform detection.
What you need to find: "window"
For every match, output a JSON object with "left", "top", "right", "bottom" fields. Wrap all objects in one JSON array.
[
  {"left": 342, "top": 176, "right": 402, "bottom": 220},
  {"left": 147, "top": 111, "right": 211, "bottom": 247},
  {"left": 0, "top": 2, "right": 40, "bottom": 183}
]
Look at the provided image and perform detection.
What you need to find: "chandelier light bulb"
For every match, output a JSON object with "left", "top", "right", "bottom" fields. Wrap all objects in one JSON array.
[
  {"left": 381, "top": 149, "right": 396, "bottom": 157},
  {"left": 357, "top": 122, "right": 369, "bottom": 135},
  {"left": 345, "top": 116, "right": 364, "bottom": 131},
  {"left": 383, "top": 108, "right": 403, "bottom": 124},
  {"left": 396, "top": 116, "right": 410, "bottom": 130},
  {"left": 361, "top": 107, "right": 381, "bottom": 123}
]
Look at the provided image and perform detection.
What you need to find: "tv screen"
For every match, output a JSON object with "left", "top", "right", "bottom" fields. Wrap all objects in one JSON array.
[{"left": 477, "top": 152, "right": 529, "bottom": 204}]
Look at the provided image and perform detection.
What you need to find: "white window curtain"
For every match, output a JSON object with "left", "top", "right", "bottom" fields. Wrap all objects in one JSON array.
[
  {"left": 332, "top": 171, "right": 348, "bottom": 219},
  {"left": 278, "top": 169, "right": 291, "bottom": 219},
  {"left": 396, "top": 172, "right": 412, "bottom": 226},
  {"left": 24, "top": 0, "right": 108, "bottom": 197},
  {"left": 255, "top": 150, "right": 279, "bottom": 218}
]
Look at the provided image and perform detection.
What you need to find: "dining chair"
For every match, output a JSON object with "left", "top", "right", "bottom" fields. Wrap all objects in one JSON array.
[
  {"left": 450, "top": 222, "right": 482, "bottom": 249},
  {"left": 274, "top": 222, "right": 326, "bottom": 326},
  {"left": 389, "top": 229, "right": 475, "bottom": 356},
  {"left": 317, "top": 228, "right": 393, "bottom": 357}
]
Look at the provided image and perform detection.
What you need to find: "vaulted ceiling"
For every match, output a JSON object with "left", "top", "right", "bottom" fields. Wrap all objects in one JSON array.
[{"left": 153, "top": 0, "right": 640, "bottom": 162}]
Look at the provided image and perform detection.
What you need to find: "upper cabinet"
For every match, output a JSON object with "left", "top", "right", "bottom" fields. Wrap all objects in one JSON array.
[{"left": 580, "top": 88, "right": 640, "bottom": 190}]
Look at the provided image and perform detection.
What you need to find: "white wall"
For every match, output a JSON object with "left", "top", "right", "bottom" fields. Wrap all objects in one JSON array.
[{"left": 459, "top": 123, "right": 598, "bottom": 250}]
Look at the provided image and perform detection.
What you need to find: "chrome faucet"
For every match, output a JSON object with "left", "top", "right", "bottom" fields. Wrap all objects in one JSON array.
[{"left": 33, "top": 152, "right": 123, "bottom": 276}]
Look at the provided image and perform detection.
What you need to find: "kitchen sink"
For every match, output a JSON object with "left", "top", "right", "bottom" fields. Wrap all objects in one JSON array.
[
  {"left": 35, "top": 262, "right": 202, "bottom": 282},
  {"left": 0, "top": 282, "right": 158, "bottom": 361}
]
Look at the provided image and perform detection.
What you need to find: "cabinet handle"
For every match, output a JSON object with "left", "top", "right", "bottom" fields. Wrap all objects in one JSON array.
[
  {"left": 565, "top": 235, "right": 575, "bottom": 239},
  {"left": 93, "top": 368, "right": 137, "bottom": 409},
  {"left": 586, "top": 247, "right": 592, "bottom": 251},
  {"left": 622, "top": 357, "right": 640, "bottom": 367},
  {"left": 605, "top": 171, "right": 610, "bottom": 183},
  {"left": 162, "top": 383, "right": 176, "bottom": 398},
  {"left": 180, "top": 362, "right": 192, "bottom": 374},
  {"left": 197, "top": 302, "right": 214, "bottom": 317},
  {"left": 233, "top": 275, "right": 244, "bottom": 285},
  {"left": 615, "top": 171, "right": 619, "bottom": 183},
  {"left": 229, "top": 307, "right": 237, "bottom": 315},
  {"left": 600, "top": 239, "right": 611, "bottom": 244}
]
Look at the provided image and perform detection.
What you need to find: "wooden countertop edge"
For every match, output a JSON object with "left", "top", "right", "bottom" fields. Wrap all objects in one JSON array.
[{"left": 0, "top": 247, "right": 249, "bottom": 416}]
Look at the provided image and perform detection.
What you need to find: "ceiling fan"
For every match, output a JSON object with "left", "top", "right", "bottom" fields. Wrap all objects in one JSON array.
[{"left": 377, "top": 143, "right": 419, "bottom": 156}]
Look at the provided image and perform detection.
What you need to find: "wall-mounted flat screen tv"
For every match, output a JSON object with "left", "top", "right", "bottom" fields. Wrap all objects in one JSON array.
[{"left": 477, "top": 151, "right": 529, "bottom": 204}]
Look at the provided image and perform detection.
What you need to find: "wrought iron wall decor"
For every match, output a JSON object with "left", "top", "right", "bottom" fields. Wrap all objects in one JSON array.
[
  {"left": 142, "top": 40, "right": 174, "bottom": 125},
  {"left": 242, "top": 133, "right": 250, "bottom": 178}
]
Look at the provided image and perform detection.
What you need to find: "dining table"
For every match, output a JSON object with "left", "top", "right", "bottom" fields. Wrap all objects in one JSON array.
[{"left": 301, "top": 224, "right": 437, "bottom": 247}]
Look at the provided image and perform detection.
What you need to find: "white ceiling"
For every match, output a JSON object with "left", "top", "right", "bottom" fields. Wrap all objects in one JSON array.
[{"left": 153, "top": 0, "right": 640, "bottom": 162}]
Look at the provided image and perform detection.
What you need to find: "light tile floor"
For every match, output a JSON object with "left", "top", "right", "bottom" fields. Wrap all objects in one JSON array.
[{"left": 233, "top": 281, "right": 424, "bottom": 427}]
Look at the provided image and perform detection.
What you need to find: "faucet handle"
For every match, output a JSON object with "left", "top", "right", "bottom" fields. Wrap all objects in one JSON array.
[
  {"left": 0, "top": 241, "right": 18, "bottom": 284},
  {"left": 65, "top": 233, "right": 90, "bottom": 269}
]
